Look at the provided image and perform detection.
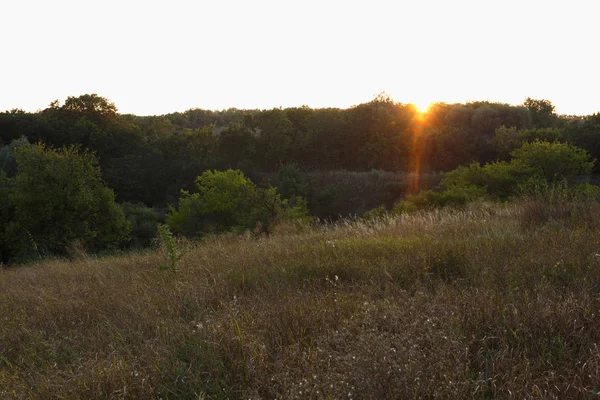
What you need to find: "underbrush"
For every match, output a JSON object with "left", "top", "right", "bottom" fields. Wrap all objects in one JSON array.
[{"left": 2, "top": 203, "right": 600, "bottom": 398}]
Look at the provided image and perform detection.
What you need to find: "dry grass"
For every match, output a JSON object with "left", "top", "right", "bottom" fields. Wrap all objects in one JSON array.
[{"left": 2, "top": 203, "right": 600, "bottom": 399}]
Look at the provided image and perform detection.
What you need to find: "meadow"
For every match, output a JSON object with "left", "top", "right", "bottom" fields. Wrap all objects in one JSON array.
[{"left": 2, "top": 202, "right": 600, "bottom": 399}]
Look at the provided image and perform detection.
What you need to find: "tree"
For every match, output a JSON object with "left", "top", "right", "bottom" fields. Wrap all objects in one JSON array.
[
  {"left": 565, "top": 113, "right": 600, "bottom": 172},
  {"left": 0, "top": 136, "right": 31, "bottom": 177},
  {"left": 4, "top": 143, "right": 130, "bottom": 260},
  {"left": 167, "top": 169, "right": 307, "bottom": 237},
  {"left": 524, "top": 98, "right": 557, "bottom": 128},
  {"left": 121, "top": 202, "right": 162, "bottom": 248},
  {"left": 62, "top": 94, "right": 117, "bottom": 118},
  {"left": 441, "top": 141, "right": 594, "bottom": 200},
  {"left": 511, "top": 140, "right": 594, "bottom": 180}
]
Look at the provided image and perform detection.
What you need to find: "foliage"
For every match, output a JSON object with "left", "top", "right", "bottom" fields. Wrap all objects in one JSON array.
[
  {"left": 517, "top": 177, "right": 600, "bottom": 228},
  {"left": 511, "top": 140, "right": 594, "bottom": 180},
  {"left": 362, "top": 205, "right": 389, "bottom": 221},
  {"left": 564, "top": 113, "right": 600, "bottom": 172},
  {"left": 440, "top": 141, "right": 594, "bottom": 200},
  {"left": 392, "top": 185, "right": 488, "bottom": 213},
  {"left": 490, "top": 126, "right": 564, "bottom": 159},
  {"left": 0, "top": 136, "right": 31, "bottom": 176},
  {"left": 1, "top": 93, "right": 600, "bottom": 217},
  {"left": 524, "top": 97, "right": 557, "bottom": 128},
  {"left": 3, "top": 143, "right": 130, "bottom": 261},
  {"left": 121, "top": 202, "right": 163, "bottom": 248},
  {"left": 280, "top": 196, "right": 312, "bottom": 224},
  {"left": 167, "top": 169, "right": 308, "bottom": 237},
  {"left": 157, "top": 224, "right": 182, "bottom": 272},
  {"left": 518, "top": 176, "right": 599, "bottom": 203},
  {"left": 273, "top": 163, "right": 310, "bottom": 200}
]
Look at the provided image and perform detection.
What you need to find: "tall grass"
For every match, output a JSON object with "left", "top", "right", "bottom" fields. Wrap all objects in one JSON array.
[{"left": 2, "top": 202, "right": 600, "bottom": 398}]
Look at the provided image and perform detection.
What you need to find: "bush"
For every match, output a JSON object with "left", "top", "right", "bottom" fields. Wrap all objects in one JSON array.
[
  {"left": 0, "top": 136, "right": 30, "bottom": 177},
  {"left": 157, "top": 224, "right": 182, "bottom": 272},
  {"left": 440, "top": 141, "right": 595, "bottom": 201},
  {"left": 280, "top": 196, "right": 312, "bottom": 224},
  {"left": 517, "top": 177, "right": 600, "bottom": 229},
  {"left": 362, "top": 205, "right": 389, "bottom": 220},
  {"left": 490, "top": 126, "right": 564, "bottom": 159},
  {"left": 511, "top": 140, "right": 594, "bottom": 181},
  {"left": 391, "top": 185, "right": 487, "bottom": 214},
  {"left": 121, "top": 202, "right": 163, "bottom": 248},
  {"left": 3, "top": 143, "right": 131, "bottom": 262},
  {"left": 167, "top": 169, "right": 308, "bottom": 237},
  {"left": 273, "top": 163, "right": 310, "bottom": 200}
]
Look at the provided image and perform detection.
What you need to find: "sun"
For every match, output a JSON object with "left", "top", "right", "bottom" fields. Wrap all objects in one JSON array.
[{"left": 414, "top": 101, "right": 432, "bottom": 113}]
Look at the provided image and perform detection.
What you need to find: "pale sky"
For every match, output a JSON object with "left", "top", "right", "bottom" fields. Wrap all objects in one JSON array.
[{"left": 2, "top": 0, "right": 599, "bottom": 116}]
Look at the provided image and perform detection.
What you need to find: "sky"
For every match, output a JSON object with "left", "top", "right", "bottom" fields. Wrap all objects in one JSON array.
[{"left": 1, "top": 0, "right": 599, "bottom": 116}]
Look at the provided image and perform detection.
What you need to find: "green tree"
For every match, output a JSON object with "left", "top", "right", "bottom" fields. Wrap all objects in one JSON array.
[
  {"left": 524, "top": 98, "right": 557, "bottom": 128},
  {"left": 490, "top": 126, "right": 564, "bottom": 160},
  {"left": 61, "top": 94, "right": 118, "bottom": 124},
  {"left": 273, "top": 163, "right": 310, "bottom": 199},
  {"left": 441, "top": 141, "right": 594, "bottom": 200},
  {"left": 167, "top": 169, "right": 307, "bottom": 237},
  {"left": 121, "top": 202, "right": 162, "bottom": 248},
  {"left": 0, "top": 136, "right": 31, "bottom": 177},
  {"left": 5, "top": 143, "right": 130, "bottom": 260},
  {"left": 511, "top": 140, "right": 594, "bottom": 180}
]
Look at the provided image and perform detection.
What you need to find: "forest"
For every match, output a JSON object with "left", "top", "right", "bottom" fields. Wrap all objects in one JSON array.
[{"left": 1, "top": 93, "right": 599, "bottom": 264}]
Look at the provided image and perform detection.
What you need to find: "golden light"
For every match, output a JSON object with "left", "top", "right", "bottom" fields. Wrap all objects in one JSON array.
[{"left": 413, "top": 101, "right": 432, "bottom": 113}]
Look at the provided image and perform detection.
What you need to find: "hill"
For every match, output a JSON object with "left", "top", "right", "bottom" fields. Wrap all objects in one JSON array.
[{"left": 2, "top": 202, "right": 600, "bottom": 398}]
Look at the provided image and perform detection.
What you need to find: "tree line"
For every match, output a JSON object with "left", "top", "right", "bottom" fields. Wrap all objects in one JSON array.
[{"left": 1, "top": 94, "right": 599, "bottom": 263}]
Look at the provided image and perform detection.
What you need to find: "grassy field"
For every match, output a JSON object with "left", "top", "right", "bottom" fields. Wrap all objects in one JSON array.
[{"left": 2, "top": 202, "right": 600, "bottom": 399}]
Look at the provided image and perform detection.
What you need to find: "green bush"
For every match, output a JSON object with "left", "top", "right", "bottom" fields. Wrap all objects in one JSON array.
[
  {"left": 280, "top": 196, "right": 312, "bottom": 224},
  {"left": 362, "top": 205, "right": 389, "bottom": 220},
  {"left": 392, "top": 185, "right": 487, "bottom": 214},
  {"left": 0, "top": 136, "right": 30, "bottom": 177},
  {"left": 273, "top": 163, "right": 310, "bottom": 200},
  {"left": 3, "top": 143, "right": 131, "bottom": 262},
  {"left": 157, "top": 224, "right": 182, "bottom": 272},
  {"left": 391, "top": 141, "right": 595, "bottom": 214},
  {"left": 510, "top": 140, "right": 594, "bottom": 181},
  {"left": 490, "top": 126, "right": 564, "bottom": 159},
  {"left": 440, "top": 141, "right": 594, "bottom": 201},
  {"left": 121, "top": 202, "right": 162, "bottom": 248},
  {"left": 518, "top": 177, "right": 599, "bottom": 203},
  {"left": 167, "top": 169, "right": 309, "bottom": 237}
]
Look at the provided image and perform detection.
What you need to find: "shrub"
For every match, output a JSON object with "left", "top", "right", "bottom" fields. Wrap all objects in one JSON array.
[
  {"left": 490, "top": 126, "right": 564, "bottom": 159},
  {"left": 511, "top": 140, "right": 594, "bottom": 181},
  {"left": 273, "top": 163, "right": 310, "bottom": 200},
  {"left": 392, "top": 185, "right": 487, "bottom": 214},
  {"left": 3, "top": 143, "right": 131, "bottom": 262},
  {"left": 280, "top": 196, "right": 312, "bottom": 224},
  {"left": 121, "top": 202, "right": 163, "bottom": 248},
  {"left": 0, "top": 136, "right": 30, "bottom": 177},
  {"left": 167, "top": 169, "right": 308, "bottom": 237},
  {"left": 517, "top": 177, "right": 600, "bottom": 228},
  {"left": 440, "top": 141, "right": 594, "bottom": 201},
  {"left": 362, "top": 205, "right": 389, "bottom": 220},
  {"left": 157, "top": 224, "right": 182, "bottom": 272}
]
